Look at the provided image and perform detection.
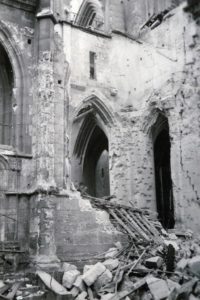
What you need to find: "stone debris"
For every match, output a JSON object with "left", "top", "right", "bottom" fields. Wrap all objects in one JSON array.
[
  {"left": 76, "top": 291, "right": 88, "bottom": 300},
  {"left": 146, "top": 276, "right": 170, "bottom": 300},
  {"left": 176, "top": 258, "right": 188, "bottom": 271},
  {"left": 103, "top": 258, "right": 119, "bottom": 271},
  {"left": 74, "top": 275, "right": 86, "bottom": 292},
  {"left": 82, "top": 262, "right": 106, "bottom": 286},
  {"left": 63, "top": 270, "right": 81, "bottom": 289},
  {"left": 145, "top": 256, "right": 163, "bottom": 269},
  {"left": 2, "top": 206, "right": 200, "bottom": 300},
  {"left": 62, "top": 262, "right": 78, "bottom": 272},
  {"left": 188, "top": 256, "right": 200, "bottom": 276},
  {"left": 104, "top": 248, "right": 119, "bottom": 259},
  {"left": 93, "top": 269, "right": 113, "bottom": 291}
]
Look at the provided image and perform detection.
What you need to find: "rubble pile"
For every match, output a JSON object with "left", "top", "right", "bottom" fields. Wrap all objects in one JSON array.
[
  {"left": 1, "top": 200, "right": 200, "bottom": 299},
  {"left": 49, "top": 233, "right": 200, "bottom": 300}
]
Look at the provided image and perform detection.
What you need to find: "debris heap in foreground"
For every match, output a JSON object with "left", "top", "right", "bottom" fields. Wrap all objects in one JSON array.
[{"left": 1, "top": 199, "right": 200, "bottom": 300}]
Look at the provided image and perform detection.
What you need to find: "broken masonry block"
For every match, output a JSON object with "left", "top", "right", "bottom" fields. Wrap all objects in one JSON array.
[
  {"left": 167, "top": 279, "right": 181, "bottom": 293},
  {"left": 82, "top": 262, "right": 106, "bottom": 286},
  {"left": 168, "top": 233, "right": 178, "bottom": 240},
  {"left": 83, "top": 264, "right": 94, "bottom": 274},
  {"left": 145, "top": 256, "right": 163, "bottom": 268},
  {"left": 103, "top": 258, "right": 119, "bottom": 271},
  {"left": 176, "top": 277, "right": 199, "bottom": 298},
  {"left": 164, "top": 240, "right": 179, "bottom": 251},
  {"left": 146, "top": 276, "right": 170, "bottom": 300},
  {"left": 73, "top": 275, "right": 86, "bottom": 292},
  {"left": 61, "top": 262, "right": 78, "bottom": 272},
  {"left": 62, "top": 269, "right": 80, "bottom": 289},
  {"left": 188, "top": 256, "right": 200, "bottom": 276},
  {"left": 93, "top": 269, "right": 113, "bottom": 291},
  {"left": 70, "top": 286, "right": 79, "bottom": 298},
  {"left": 105, "top": 247, "right": 119, "bottom": 259},
  {"left": 176, "top": 258, "right": 189, "bottom": 271}
]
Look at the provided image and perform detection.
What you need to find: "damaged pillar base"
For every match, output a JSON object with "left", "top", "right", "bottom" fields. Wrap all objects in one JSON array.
[
  {"left": 31, "top": 255, "right": 61, "bottom": 270},
  {"left": 29, "top": 193, "right": 60, "bottom": 270}
]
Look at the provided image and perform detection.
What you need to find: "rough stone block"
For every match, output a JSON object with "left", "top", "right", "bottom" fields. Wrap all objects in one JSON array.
[
  {"left": 62, "top": 270, "right": 80, "bottom": 289},
  {"left": 167, "top": 279, "right": 181, "bottom": 292},
  {"left": 73, "top": 275, "right": 86, "bottom": 292},
  {"left": 176, "top": 258, "right": 189, "bottom": 271},
  {"left": 82, "top": 262, "right": 106, "bottom": 286},
  {"left": 70, "top": 286, "right": 79, "bottom": 298},
  {"left": 145, "top": 256, "right": 163, "bottom": 268},
  {"left": 105, "top": 247, "right": 118, "bottom": 259},
  {"left": 146, "top": 276, "right": 170, "bottom": 300},
  {"left": 0, "top": 281, "right": 5, "bottom": 289},
  {"left": 164, "top": 240, "right": 179, "bottom": 251},
  {"left": 188, "top": 256, "right": 200, "bottom": 276},
  {"left": 83, "top": 265, "right": 94, "bottom": 274},
  {"left": 61, "top": 262, "right": 77, "bottom": 272},
  {"left": 94, "top": 269, "right": 113, "bottom": 290},
  {"left": 103, "top": 258, "right": 119, "bottom": 271}
]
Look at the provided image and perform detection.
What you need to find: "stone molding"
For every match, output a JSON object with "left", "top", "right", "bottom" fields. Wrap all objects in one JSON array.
[{"left": 0, "top": 0, "right": 38, "bottom": 12}]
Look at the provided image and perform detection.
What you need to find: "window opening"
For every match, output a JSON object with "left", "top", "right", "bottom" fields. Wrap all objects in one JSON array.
[
  {"left": 0, "top": 43, "right": 13, "bottom": 146},
  {"left": 89, "top": 51, "right": 96, "bottom": 79}
]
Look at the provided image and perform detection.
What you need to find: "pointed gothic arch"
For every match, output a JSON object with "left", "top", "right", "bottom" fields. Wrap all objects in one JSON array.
[
  {"left": 0, "top": 21, "right": 29, "bottom": 152},
  {"left": 0, "top": 155, "right": 9, "bottom": 191},
  {"left": 71, "top": 96, "right": 114, "bottom": 197},
  {"left": 75, "top": 0, "right": 104, "bottom": 28}
]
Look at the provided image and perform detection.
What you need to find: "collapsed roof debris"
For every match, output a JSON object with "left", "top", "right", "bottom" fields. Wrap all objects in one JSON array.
[
  {"left": 1, "top": 199, "right": 200, "bottom": 299},
  {"left": 84, "top": 195, "right": 162, "bottom": 244}
]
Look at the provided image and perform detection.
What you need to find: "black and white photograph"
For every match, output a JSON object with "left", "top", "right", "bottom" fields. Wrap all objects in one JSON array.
[{"left": 0, "top": 0, "right": 199, "bottom": 299}]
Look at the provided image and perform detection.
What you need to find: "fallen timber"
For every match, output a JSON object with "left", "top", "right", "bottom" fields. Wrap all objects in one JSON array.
[
  {"left": 1, "top": 195, "right": 200, "bottom": 300},
  {"left": 84, "top": 194, "right": 163, "bottom": 244}
]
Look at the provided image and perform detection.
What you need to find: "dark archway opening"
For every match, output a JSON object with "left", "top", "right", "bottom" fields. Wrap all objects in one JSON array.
[
  {"left": 83, "top": 126, "right": 110, "bottom": 197},
  {"left": 153, "top": 117, "right": 174, "bottom": 229},
  {"left": 0, "top": 43, "right": 13, "bottom": 145}
]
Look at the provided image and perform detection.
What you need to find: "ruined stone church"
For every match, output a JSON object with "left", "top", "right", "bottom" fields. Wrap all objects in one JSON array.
[{"left": 0, "top": 0, "right": 199, "bottom": 267}]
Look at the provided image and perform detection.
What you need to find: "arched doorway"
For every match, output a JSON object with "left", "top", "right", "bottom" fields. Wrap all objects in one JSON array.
[
  {"left": 152, "top": 115, "right": 174, "bottom": 229},
  {"left": 71, "top": 97, "right": 114, "bottom": 198},
  {"left": 0, "top": 43, "right": 13, "bottom": 145},
  {"left": 83, "top": 125, "right": 109, "bottom": 197}
]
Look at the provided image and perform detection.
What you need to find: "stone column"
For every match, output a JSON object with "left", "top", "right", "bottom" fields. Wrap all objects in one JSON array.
[
  {"left": 35, "top": 2, "right": 56, "bottom": 188},
  {"left": 31, "top": 0, "right": 60, "bottom": 267},
  {"left": 34, "top": 194, "right": 60, "bottom": 268}
]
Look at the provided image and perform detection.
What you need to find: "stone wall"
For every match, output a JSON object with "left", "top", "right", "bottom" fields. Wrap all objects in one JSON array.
[
  {"left": 62, "top": 2, "right": 200, "bottom": 232},
  {"left": 0, "top": 0, "right": 200, "bottom": 267},
  {"left": 55, "top": 192, "right": 124, "bottom": 266}
]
